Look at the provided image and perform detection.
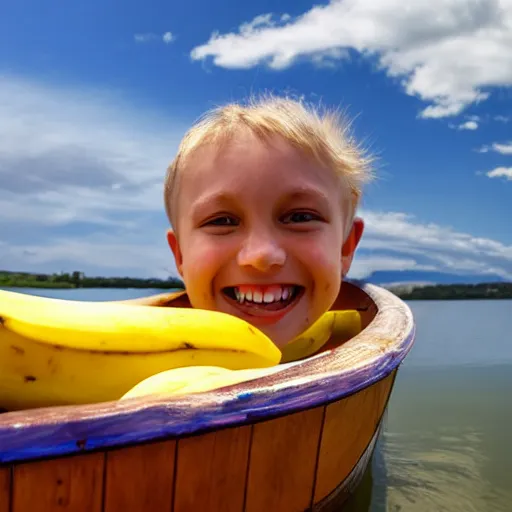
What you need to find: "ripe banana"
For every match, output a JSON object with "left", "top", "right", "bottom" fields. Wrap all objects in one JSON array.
[
  {"left": 0, "top": 289, "right": 281, "bottom": 411},
  {"left": 280, "top": 309, "right": 362, "bottom": 363},
  {"left": 120, "top": 365, "right": 286, "bottom": 400},
  {"left": 121, "top": 310, "right": 363, "bottom": 400}
]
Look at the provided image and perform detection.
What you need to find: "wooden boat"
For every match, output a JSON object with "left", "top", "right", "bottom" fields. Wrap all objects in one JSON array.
[{"left": 0, "top": 280, "right": 415, "bottom": 511}]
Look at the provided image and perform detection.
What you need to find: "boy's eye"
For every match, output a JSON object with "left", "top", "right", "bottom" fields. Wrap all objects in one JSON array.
[
  {"left": 203, "top": 215, "right": 239, "bottom": 227},
  {"left": 281, "top": 211, "right": 322, "bottom": 224}
]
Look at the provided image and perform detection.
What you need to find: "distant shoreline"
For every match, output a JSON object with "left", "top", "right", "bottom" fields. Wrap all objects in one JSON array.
[
  {"left": 2, "top": 270, "right": 511, "bottom": 300},
  {"left": 0, "top": 270, "right": 184, "bottom": 291}
]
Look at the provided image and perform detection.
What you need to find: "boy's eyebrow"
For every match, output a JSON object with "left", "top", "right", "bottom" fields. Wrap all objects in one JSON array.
[
  {"left": 283, "top": 187, "right": 330, "bottom": 204},
  {"left": 192, "top": 187, "right": 329, "bottom": 208},
  {"left": 190, "top": 191, "right": 237, "bottom": 213}
]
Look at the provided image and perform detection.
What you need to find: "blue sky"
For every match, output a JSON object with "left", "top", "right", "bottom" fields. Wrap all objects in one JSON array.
[{"left": 1, "top": 0, "right": 511, "bottom": 283}]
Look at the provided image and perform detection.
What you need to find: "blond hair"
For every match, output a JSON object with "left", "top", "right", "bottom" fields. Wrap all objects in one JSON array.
[{"left": 164, "top": 94, "right": 373, "bottom": 231}]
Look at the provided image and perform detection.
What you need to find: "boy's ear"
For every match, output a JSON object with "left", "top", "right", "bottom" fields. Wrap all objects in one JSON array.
[
  {"left": 166, "top": 229, "right": 184, "bottom": 277},
  {"left": 341, "top": 216, "right": 364, "bottom": 277}
]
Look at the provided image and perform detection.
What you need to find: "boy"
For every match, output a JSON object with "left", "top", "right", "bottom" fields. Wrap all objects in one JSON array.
[{"left": 161, "top": 94, "right": 372, "bottom": 349}]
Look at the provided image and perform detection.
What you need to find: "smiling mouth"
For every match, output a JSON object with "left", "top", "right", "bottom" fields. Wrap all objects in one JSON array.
[{"left": 222, "top": 285, "right": 304, "bottom": 313}]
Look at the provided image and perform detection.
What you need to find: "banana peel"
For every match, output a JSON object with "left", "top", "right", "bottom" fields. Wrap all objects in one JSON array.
[
  {"left": 0, "top": 288, "right": 362, "bottom": 411},
  {"left": 0, "top": 289, "right": 280, "bottom": 410}
]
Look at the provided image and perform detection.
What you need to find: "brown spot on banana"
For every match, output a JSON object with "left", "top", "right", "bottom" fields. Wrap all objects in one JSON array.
[{"left": 179, "top": 342, "right": 197, "bottom": 350}]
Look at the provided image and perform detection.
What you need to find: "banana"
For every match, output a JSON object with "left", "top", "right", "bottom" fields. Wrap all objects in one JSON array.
[
  {"left": 121, "top": 364, "right": 288, "bottom": 400},
  {"left": 0, "top": 288, "right": 362, "bottom": 411},
  {"left": 0, "top": 289, "right": 281, "bottom": 411},
  {"left": 280, "top": 309, "right": 361, "bottom": 363},
  {"left": 122, "top": 310, "right": 363, "bottom": 400}
]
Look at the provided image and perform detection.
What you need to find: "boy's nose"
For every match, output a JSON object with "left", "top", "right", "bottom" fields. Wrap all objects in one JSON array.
[{"left": 237, "top": 233, "right": 286, "bottom": 273}]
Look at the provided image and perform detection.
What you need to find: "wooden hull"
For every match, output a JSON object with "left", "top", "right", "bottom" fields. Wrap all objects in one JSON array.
[{"left": 0, "top": 281, "right": 415, "bottom": 511}]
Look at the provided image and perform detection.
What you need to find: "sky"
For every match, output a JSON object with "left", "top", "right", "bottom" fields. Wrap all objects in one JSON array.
[{"left": 0, "top": 0, "right": 511, "bottom": 283}]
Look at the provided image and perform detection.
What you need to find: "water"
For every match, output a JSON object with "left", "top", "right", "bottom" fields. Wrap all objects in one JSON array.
[
  {"left": 4, "top": 288, "right": 512, "bottom": 511},
  {"left": 358, "top": 299, "right": 512, "bottom": 512}
]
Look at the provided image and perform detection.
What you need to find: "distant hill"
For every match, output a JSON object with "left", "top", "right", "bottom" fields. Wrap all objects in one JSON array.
[{"left": 358, "top": 270, "right": 509, "bottom": 286}]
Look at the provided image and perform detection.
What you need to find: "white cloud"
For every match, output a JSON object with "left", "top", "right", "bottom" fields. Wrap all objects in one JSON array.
[
  {"left": 485, "top": 167, "right": 512, "bottom": 180},
  {"left": 477, "top": 141, "right": 512, "bottom": 154},
  {"left": 495, "top": 115, "right": 510, "bottom": 122},
  {"left": 190, "top": 0, "right": 512, "bottom": 119},
  {"left": 1, "top": 234, "right": 177, "bottom": 279},
  {"left": 0, "top": 75, "right": 187, "bottom": 276},
  {"left": 163, "top": 32, "right": 174, "bottom": 44},
  {"left": 491, "top": 142, "right": 512, "bottom": 154},
  {"left": 348, "top": 256, "right": 436, "bottom": 280},
  {"left": 458, "top": 120, "right": 479, "bottom": 130},
  {"left": 353, "top": 210, "right": 512, "bottom": 280},
  {"left": 451, "top": 120, "right": 479, "bottom": 130}
]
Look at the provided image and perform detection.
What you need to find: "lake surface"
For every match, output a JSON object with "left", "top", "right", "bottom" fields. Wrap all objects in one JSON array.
[{"left": 4, "top": 287, "right": 512, "bottom": 511}]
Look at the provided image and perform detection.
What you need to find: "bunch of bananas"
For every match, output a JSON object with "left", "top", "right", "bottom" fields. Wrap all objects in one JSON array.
[{"left": 0, "top": 289, "right": 361, "bottom": 411}]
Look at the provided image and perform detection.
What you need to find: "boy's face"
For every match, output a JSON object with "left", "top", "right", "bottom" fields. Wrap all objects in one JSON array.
[{"left": 167, "top": 131, "right": 363, "bottom": 348}]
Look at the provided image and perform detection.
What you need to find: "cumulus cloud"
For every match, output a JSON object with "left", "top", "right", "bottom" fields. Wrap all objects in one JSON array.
[
  {"left": 485, "top": 167, "right": 512, "bottom": 180},
  {"left": 190, "top": 0, "right": 512, "bottom": 119},
  {"left": 451, "top": 120, "right": 479, "bottom": 130},
  {"left": 477, "top": 141, "right": 512, "bottom": 154},
  {"left": 0, "top": 75, "right": 186, "bottom": 276},
  {"left": 348, "top": 256, "right": 436, "bottom": 280},
  {"left": 354, "top": 210, "right": 512, "bottom": 281},
  {"left": 492, "top": 142, "right": 512, "bottom": 154},
  {"left": 458, "top": 120, "right": 479, "bottom": 130}
]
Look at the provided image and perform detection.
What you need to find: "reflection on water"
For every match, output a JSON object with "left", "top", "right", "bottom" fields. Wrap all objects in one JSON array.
[
  {"left": 373, "top": 427, "right": 511, "bottom": 511},
  {"left": 345, "top": 297, "right": 512, "bottom": 511},
  {"left": 347, "top": 363, "right": 512, "bottom": 512}
]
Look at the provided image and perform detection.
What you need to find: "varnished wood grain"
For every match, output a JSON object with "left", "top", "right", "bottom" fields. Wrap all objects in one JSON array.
[
  {"left": 103, "top": 440, "right": 175, "bottom": 512},
  {"left": 173, "top": 426, "right": 251, "bottom": 512},
  {"left": 314, "top": 371, "right": 396, "bottom": 503},
  {"left": 12, "top": 452, "right": 104, "bottom": 512},
  {"left": 245, "top": 407, "right": 325, "bottom": 512},
  {"left": 0, "top": 468, "right": 10, "bottom": 512}
]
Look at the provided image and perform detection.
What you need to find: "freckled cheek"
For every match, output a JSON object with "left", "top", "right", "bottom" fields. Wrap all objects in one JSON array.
[
  {"left": 300, "top": 239, "right": 341, "bottom": 278},
  {"left": 182, "top": 239, "right": 235, "bottom": 290}
]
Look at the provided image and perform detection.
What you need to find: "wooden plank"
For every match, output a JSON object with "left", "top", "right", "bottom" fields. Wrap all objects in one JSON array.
[
  {"left": 173, "top": 425, "right": 251, "bottom": 512},
  {"left": 12, "top": 452, "right": 104, "bottom": 512},
  {"left": 103, "top": 440, "right": 175, "bottom": 512},
  {"left": 314, "top": 372, "right": 395, "bottom": 502},
  {"left": 245, "top": 407, "right": 325, "bottom": 512},
  {"left": 0, "top": 467, "right": 10, "bottom": 512}
]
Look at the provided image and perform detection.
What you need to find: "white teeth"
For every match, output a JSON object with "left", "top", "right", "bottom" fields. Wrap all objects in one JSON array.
[
  {"left": 253, "top": 290, "right": 263, "bottom": 303},
  {"left": 231, "top": 286, "right": 296, "bottom": 304},
  {"left": 263, "top": 291, "right": 274, "bottom": 303}
]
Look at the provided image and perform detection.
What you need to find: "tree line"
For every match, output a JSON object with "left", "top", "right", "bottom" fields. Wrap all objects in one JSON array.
[
  {"left": 0, "top": 271, "right": 184, "bottom": 290},
  {"left": 388, "top": 282, "right": 512, "bottom": 300}
]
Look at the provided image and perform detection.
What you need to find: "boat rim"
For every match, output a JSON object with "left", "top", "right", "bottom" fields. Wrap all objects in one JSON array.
[{"left": 0, "top": 280, "right": 415, "bottom": 463}]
